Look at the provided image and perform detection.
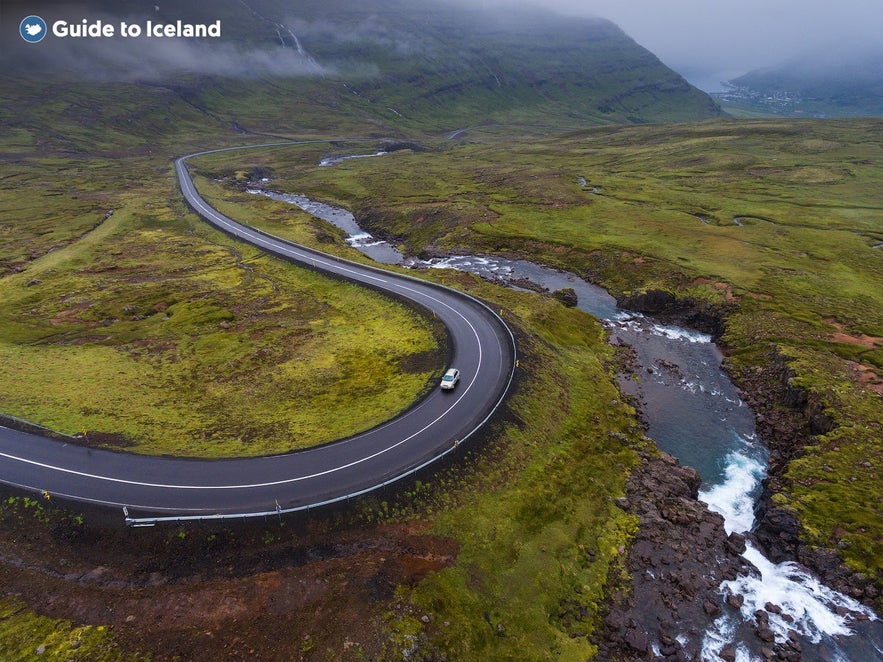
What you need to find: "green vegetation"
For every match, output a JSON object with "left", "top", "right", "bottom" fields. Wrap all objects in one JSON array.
[
  {"left": 0, "top": 597, "right": 126, "bottom": 661},
  {"left": 352, "top": 274, "right": 641, "bottom": 659},
  {"left": 220, "top": 118, "right": 882, "bottom": 582},
  {"left": 0, "top": 155, "right": 442, "bottom": 457},
  {"left": 2, "top": 0, "right": 880, "bottom": 652},
  {"left": 408, "top": 281, "right": 640, "bottom": 659}
]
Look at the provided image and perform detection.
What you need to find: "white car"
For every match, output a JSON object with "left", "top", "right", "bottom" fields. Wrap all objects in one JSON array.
[{"left": 440, "top": 368, "right": 460, "bottom": 390}]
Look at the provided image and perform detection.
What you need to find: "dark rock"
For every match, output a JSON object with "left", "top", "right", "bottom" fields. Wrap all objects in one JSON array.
[
  {"left": 809, "top": 413, "right": 834, "bottom": 435},
  {"left": 597, "top": 451, "right": 747, "bottom": 660},
  {"left": 756, "top": 625, "right": 776, "bottom": 642},
  {"left": 718, "top": 644, "right": 736, "bottom": 662},
  {"left": 764, "top": 602, "right": 782, "bottom": 615},
  {"left": 660, "top": 641, "right": 678, "bottom": 656},
  {"left": 726, "top": 532, "right": 747, "bottom": 555},
  {"left": 551, "top": 287, "right": 578, "bottom": 307},
  {"left": 624, "top": 628, "right": 649, "bottom": 653},
  {"left": 726, "top": 593, "right": 744, "bottom": 609},
  {"left": 616, "top": 288, "right": 734, "bottom": 338},
  {"left": 619, "top": 289, "right": 678, "bottom": 315},
  {"left": 733, "top": 350, "right": 881, "bottom": 607}
]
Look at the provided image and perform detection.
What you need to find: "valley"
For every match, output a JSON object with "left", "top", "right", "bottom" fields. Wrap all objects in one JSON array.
[{"left": 0, "top": 1, "right": 880, "bottom": 659}]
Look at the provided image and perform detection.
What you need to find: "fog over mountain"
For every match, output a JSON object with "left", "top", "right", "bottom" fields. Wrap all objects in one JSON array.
[
  {"left": 465, "top": 0, "right": 883, "bottom": 91},
  {"left": 7, "top": 0, "right": 880, "bottom": 94}
]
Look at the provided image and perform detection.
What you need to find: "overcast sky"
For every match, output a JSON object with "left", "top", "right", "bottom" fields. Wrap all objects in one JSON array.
[{"left": 495, "top": 0, "right": 883, "bottom": 91}]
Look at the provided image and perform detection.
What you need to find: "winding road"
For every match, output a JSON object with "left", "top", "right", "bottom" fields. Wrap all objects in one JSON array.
[{"left": 0, "top": 144, "right": 516, "bottom": 526}]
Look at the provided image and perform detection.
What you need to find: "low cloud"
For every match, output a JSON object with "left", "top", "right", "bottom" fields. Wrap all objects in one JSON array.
[{"left": 11, "top": 37, "right": 332, "bottom": 81}]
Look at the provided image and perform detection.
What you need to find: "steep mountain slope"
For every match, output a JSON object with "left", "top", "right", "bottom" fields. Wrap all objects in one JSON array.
[{"left": 2, "top": 0, "right": 722, "bottom": 134}]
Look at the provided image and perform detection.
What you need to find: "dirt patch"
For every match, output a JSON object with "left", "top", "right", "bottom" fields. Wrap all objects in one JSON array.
[
  {"left": 50, "top": 303, "right": 93, "bottom": 326},
  {"left": 692, "top": 278, "right": 739, "bottom": 303},
  {"left": 398, "top": 349, "right": 441, "bottom": 375},
  {"left": 0, "top": 509, "right": 457, "bottom": 661},
  {"left": 849, "top": 362, "right": 883, "bottom": 396},
  {"left": 79, "top": 431, "right": 136, "bottom": 448},
  {"left": 824, "top": 318, "right": 883, "bottom": 349}
]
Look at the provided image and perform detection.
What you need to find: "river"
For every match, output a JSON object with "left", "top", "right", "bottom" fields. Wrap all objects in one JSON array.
[{"left": 247, "top": 185, "right": 882, "bottom": 661}]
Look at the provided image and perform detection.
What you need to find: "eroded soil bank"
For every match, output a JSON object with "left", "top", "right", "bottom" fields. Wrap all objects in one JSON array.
[{"left": 0, "top": 504, "right": 456, "bottom": 660}]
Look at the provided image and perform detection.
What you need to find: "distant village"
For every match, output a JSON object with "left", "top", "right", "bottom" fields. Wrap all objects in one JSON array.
[{"left": 711, "top": 82, "right": 819, "bottom": 116}]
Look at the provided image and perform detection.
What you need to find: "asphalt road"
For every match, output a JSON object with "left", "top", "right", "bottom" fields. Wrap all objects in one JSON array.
[{"left": 0, "top": 145, "right": 516, "bottom": 525}]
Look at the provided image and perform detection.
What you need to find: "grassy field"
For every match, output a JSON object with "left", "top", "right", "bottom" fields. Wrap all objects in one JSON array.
[
  {"left": 0, "top": 273, "right": 645, "bottom": 660},
  {"left": 0, "top": 153, "right": 443, "bottom": 457},
  {"left": 208, "top": 118, "right": 882, "bottom": 580}
]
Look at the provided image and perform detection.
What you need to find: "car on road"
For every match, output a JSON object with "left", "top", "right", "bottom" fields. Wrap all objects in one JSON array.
[{"left": 440, "top": 368, "right": 460, "bottom": 390}]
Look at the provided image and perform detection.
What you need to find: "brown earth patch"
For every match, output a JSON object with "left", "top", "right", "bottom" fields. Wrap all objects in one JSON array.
[
  {"left": 81, "top": 431, "right": 136, "bottom": 448},
  {"left": 825, "top": 317, "right": 883, "bottom": 350},
  {"left": 50, "top": 303, "right": 93, "bottom": 326},
  {"left": 398, "top": 349, "right": 441, "bottom": 375},
  {"left": 0, "top": 507, "right": 458, "bottom": 661},
  {"left": 849, "top": 362, "right": 883, "bottom": 396}
]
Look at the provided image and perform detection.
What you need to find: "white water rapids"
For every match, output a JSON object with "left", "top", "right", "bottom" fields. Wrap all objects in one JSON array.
[{"left": 700, "top": 449, "right": 879, "bottom": 661}]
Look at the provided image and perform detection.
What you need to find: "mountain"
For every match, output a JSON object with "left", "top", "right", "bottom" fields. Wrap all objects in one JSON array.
[
  {"left": 1, "top": 0, "right": 722, "bottom": 135},
  {"left": 716, "top": 50, "right": 883, "bottom": 118}
]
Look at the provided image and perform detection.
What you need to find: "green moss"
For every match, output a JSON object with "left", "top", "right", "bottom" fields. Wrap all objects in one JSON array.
[
  {"left": 0, "top": 167, "right": 443, "bottom": 458},
  {"left": 0, "top": 597, "right": 130, "bottom": 661}
]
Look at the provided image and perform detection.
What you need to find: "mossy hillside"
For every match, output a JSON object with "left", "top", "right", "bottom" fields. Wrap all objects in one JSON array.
[
  {"left": 212, "top": 119, "right": 883, "bottom": 585},
  {"left": 0, "top": 163, "right": 442, "bottom": 457}
]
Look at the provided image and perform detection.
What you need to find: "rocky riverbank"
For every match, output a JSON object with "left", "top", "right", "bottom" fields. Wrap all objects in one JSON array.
[
  {"left": 614, "top": 289, "right": 880, "bottom": 613},
  {"left": 729, "top": 351, "right": 881, "bottom": 611},
  {"left": 597, "top": 449, "right": 752, "bottom": 660},
  {"left": 594, "top": 288, "right": 880, "bottom": 661}
]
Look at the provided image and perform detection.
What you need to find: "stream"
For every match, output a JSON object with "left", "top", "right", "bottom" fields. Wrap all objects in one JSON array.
[{"left": 248, "top": 183, "right": 882, "bottom": 661}]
